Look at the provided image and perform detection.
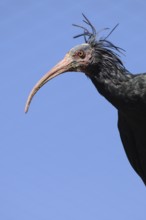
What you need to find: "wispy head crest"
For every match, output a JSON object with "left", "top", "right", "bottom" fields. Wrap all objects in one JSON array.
[
  {"left": 72, "top": 14, "right": 125, "bottom": 55},
  {"left": 73, "top": 14, "right": 97, "bottom": 45}
]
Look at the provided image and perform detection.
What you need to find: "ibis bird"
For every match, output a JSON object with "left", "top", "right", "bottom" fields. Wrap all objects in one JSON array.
[{"left": 25, "top": 14, "right": 146, "bottom": 185}]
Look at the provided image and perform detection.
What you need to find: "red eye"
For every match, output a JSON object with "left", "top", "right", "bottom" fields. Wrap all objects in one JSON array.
[{"left": 77, "top": 50, "right": 86, "bottom": 59}]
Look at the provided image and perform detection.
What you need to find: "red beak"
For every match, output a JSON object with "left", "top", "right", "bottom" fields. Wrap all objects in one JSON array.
[{"left": 25, "top": 54, "right": 73, "bottom": 113}]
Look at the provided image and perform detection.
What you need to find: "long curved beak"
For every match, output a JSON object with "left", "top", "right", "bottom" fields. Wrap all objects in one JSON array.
[{"left": 25, "top": 54, "right": 73, "bottom": 113}]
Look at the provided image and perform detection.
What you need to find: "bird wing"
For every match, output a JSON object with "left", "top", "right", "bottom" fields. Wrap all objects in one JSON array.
[{"left": 118, "top": 111, "right": 146, "bottom": 184}]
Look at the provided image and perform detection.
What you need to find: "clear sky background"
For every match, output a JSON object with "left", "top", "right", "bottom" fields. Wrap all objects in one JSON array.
[{"left": 1, "top": 1, "right": 146, "bottom": 219}]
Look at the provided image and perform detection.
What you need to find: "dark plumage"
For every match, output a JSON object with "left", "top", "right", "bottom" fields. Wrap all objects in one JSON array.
[{"left": 25, "top": 14, "right": 146, "bottom": 185}]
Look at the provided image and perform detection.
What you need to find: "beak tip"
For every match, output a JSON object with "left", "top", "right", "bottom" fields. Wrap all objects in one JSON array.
[{"left": 24, "top": 105, "right": 29, "bottom": 113}]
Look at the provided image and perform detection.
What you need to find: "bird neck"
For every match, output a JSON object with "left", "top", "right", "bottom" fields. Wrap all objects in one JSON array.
[{"left": 90, "top": 63, "right": 133, "bottom": 109}]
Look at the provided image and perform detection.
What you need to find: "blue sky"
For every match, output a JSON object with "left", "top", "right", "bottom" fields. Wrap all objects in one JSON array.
[{"left": 1, "top": 1, "right": 146, "bottom": 219}]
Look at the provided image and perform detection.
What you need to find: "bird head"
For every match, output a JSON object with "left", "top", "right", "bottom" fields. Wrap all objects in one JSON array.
[{"left": 25, "top": 14, "right": 123, "bottom": 113}]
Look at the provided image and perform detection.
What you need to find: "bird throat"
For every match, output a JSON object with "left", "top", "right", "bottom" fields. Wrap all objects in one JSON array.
[{"left": 90, "top": 65, "right": 131, "bottom": 109}]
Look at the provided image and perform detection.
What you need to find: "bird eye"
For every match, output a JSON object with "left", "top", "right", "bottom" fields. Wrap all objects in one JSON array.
[{"left": 77, "top": 50, "right": 86, "bottom": 59}]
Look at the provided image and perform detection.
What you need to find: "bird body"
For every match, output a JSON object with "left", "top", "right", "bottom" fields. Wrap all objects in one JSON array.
[
  {"left": 25, "top": 15, "right": 146, "bottom": 185},
  {"left": 90, "top": 57, "right": 146, "bottom": 184}
]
